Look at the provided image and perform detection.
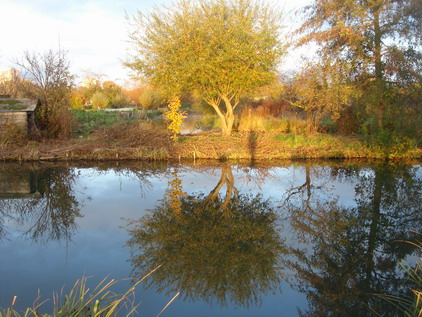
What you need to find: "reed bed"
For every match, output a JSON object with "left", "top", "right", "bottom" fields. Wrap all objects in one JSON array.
[{"left": 0, "top": 266, "right": 161, "bottom": 317}]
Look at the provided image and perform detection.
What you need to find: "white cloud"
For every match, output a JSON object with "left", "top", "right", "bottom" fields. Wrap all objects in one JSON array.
[
  {"left": 0, "top": 0, "right": 312, "bottom": 85},
  {"left": 0, "top": 0, "right": 136, "bottom": 84}
]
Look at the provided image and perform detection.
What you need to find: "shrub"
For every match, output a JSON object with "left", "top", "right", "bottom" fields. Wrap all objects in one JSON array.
[
  {"left": 111, "top": 93, "right": 128, "bottom": 108},
  {"left": 15, "top": 50, "right": 74, "bottom": 138},
  {"left": 319, "top": 118, "right": 337, "bottom": 134},
  {"left": 364, "top": 128, "right": 417, "bottom": 158},
  {"left": 237, "top": 106, "right": 308, "bottom": 134},
  {"left": 138, "top": 88, "right": 164, "bottom": 110},
  {"left": 91, "top": 92, "right": 110, "bottom": 109},
  {"left": 69, "top": 93, "right": 85, "bottom": 110},
  {"left": 48, "top": 104, "right": 73, "bottom": 138}
]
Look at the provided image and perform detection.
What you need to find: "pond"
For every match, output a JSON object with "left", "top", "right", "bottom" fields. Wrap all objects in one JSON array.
[{"left": 0, "top": 161, "right": 421, "bottom": 316}]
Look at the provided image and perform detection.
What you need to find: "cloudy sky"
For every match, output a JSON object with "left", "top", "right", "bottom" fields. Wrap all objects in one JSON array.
[{"left": 0, "top": 0, "right": 311, "bottom": 86}]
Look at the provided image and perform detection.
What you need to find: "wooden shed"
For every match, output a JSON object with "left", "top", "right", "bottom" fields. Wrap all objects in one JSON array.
[{"left": 0, "top": 98, "right": 39, "bottom": 136}]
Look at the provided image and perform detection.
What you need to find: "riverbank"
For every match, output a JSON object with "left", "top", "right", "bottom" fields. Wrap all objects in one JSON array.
[{"left": 1, "top": 129, "right": 420, "bottom": 162}]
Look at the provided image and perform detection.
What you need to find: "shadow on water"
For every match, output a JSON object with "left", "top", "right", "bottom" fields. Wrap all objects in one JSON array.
[{"left": 126, "top": 164, "right": 286, "bottom": 308}]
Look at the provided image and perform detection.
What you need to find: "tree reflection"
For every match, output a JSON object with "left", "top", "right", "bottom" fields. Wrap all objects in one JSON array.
[
  {"left": 127, "top": 164, "right": 285, "bottom": 307},
  {"left": 284, "top": 163, "right": 422, "bottom": 316},
  {"left": 0, "top": 164, "right": 82, "bottom": 243}
]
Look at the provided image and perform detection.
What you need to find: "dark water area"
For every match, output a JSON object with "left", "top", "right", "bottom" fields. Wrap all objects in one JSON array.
[{"left": 0, "top": 160, "right": 421, "bottom": 316}]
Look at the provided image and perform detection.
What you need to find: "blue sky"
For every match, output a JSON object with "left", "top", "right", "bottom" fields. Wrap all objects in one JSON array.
[{"left": 0, "top": 0, "right": 311, "bottom": 86}]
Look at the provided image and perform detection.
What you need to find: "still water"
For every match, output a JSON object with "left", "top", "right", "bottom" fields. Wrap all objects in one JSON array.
[{"left": 0, "top": 161, "right": 421, "bottom": 316}]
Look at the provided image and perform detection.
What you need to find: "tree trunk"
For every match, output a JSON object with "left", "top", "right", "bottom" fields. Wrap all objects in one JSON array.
[
  {"left": 207, "top": 165, "right": 235, "bottom": 207},
  {"left": 224, "top": 112, "right": 235, "bottom": 137},
  {"left": 306, "top": 111, "right": 316, "bottom": 134},
  {"left": 305, "top": 166, "right": 311, "bottom": 202},
  {"left": 208, "top": 166, "right": 228, "bottom": 200},
  {"left": 362, "top": 168, "right": 382, "bottom": 300},
  {"left": 222, "top": 96, "right": 235, "bottom": 137},
  {"left": 206, "top": 96, "right": 236, "bottom": 137},
  {"left": 373, "top": 6, "right": 384, "bottom": 130},
  {"left": 208, "top": 100, "right": 229, "bottom": 136}
]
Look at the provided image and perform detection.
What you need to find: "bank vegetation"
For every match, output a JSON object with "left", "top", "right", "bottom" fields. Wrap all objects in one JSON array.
[{"left": 0, "top": 0, "right": 420, "bottom": 162}]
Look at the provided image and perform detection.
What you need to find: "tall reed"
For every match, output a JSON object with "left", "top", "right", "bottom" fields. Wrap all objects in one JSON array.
[
  {"left": 0, "top": 266, "right": 161, "bottom": 317},
  {"left": 375, "top": 232, "right": 421, "bottom": 317}
]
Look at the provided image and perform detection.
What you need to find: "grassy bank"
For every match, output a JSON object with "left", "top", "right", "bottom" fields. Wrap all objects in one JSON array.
[{"left": 0, "top": 125, "right": 420, "bottom": 162}]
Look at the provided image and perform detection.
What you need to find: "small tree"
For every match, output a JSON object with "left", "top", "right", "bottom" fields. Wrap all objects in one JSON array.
[
  {"left": 15, "top": 50, "right": 74, "bottom": 137},
  {"left": 111, "top": 93, "right": 128, "bottom": 108},
  {"left": 164, "top": 97, "right": 187, "bottom": 141},
  {"left": 127, "top": 0, "right": 285, "bottom": 136},
  {"left": 138, "top": 86, "right": 163, "bottom": 110},
  {"left": 287, "top": 61, "right": 359, "bottom": 132},
  {"left": 90, "top": 91, "right": 110, "bottom": 109},
  {"left": 69, "top": 92, "right": 85, "bottom": 110}
]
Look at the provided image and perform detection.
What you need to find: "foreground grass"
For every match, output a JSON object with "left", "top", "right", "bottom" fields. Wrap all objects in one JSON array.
[
  {"left": 0, "top": 267, "right": 161, "bottom": 317},
  {"left": 0, "top": 124, "right": 420, "bottom": 162},
  {"left": 375, "top": 233, "right": 422, "bottom": 317}
]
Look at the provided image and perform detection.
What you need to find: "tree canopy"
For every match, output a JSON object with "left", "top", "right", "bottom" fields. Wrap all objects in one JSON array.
[
  {"left": 127, "top": 0, "right": 285, "bottom": 136},
  {"left": 297, "top": 0, "right": 421, "bottom": 78},
  {"left": 296, "top": 0, "right": 421, "bottom": 133}
]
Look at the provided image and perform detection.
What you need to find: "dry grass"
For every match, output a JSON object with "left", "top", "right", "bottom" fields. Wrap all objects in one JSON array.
[
  {"left": 0, "top": 123, "right": 27, "bottom": 147},
  {"left": 0, "top": 122, "right": 172, "bottom": 161},
  {"left": 92, "top": 122, "right": 170, "bottom": 148},
  {"left": 0, "top": 128, "right": 419, "bottom": 162},
  {"left": 175, "top": 131, "right": 419, "bottom": 161}
]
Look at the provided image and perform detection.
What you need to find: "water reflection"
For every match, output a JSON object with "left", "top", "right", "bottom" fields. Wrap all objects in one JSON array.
[
  {"left": 91, "top": 161, "right": 168, "bottom": 198},
  {"left": 283, "top": 163, "right": 422, "bottom": 316},
  {"left": 127, "top": 164, "right": 285, "bottom": 307},
  {"left": 0, "top": 165, "right": 40, "bottom": 198},
  {"left": 0, "top": 164, "right": 81, "bottom": 242},
  {"left": 0, "top": 161, "right": 420, "bottom": 316}
]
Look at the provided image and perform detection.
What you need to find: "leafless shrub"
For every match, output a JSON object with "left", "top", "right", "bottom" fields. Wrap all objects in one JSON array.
[{"left": 15, "top": 50, "right": 74, "bottom": 138}]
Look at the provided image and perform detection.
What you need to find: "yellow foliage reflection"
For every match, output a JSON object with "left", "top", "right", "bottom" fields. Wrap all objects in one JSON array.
[{"left": 127, "top": 165, "right": 286, "bottom": 307}]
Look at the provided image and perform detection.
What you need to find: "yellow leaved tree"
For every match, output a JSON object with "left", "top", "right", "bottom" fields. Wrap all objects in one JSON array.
[{"left": 163, "top": 97, "right": 187, "bottom": 141}]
